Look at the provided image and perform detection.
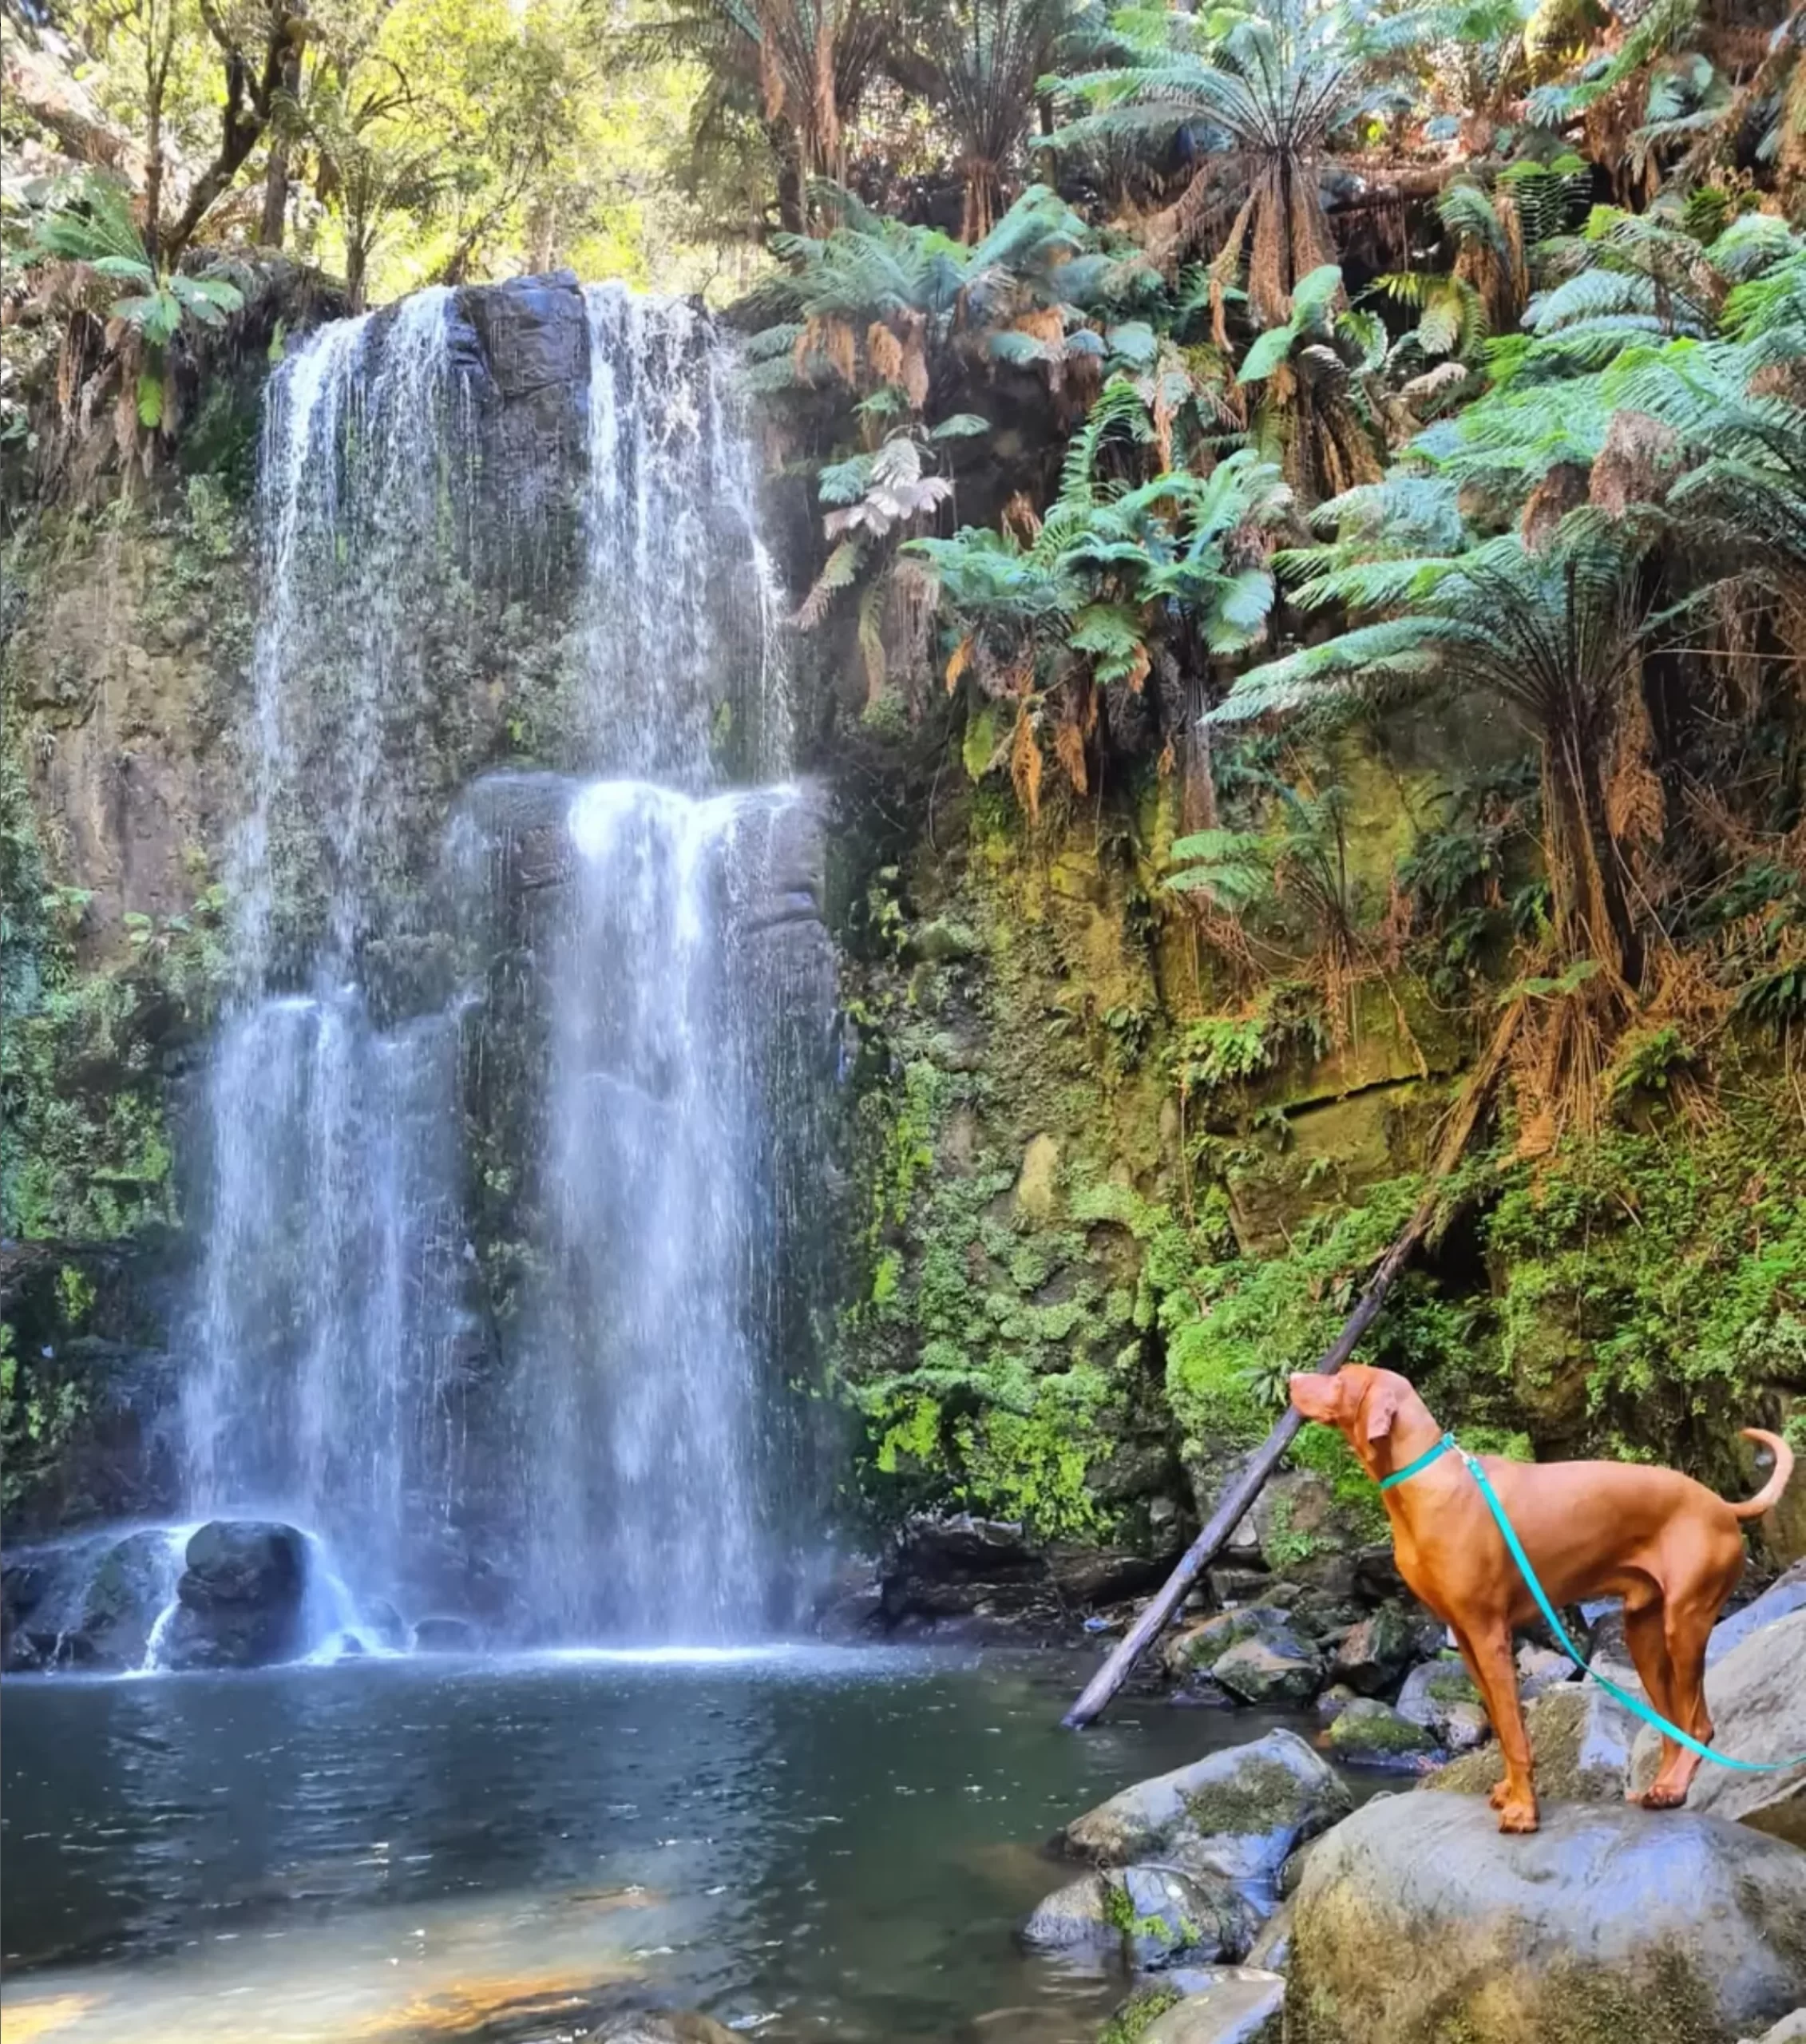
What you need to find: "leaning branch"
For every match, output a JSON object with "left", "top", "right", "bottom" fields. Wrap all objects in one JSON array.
[{"left": 1061, "top": 999, "right": 1523, "bottom": 1730}]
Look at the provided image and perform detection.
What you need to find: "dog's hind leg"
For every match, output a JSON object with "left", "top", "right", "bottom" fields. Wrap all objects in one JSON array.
[
  {"left": 1622, "top": 1591, "right": 1686, "bottom": 1808},
  {"left": 1640, "top": 1584, "right": 1725, "bottom": 1809}
]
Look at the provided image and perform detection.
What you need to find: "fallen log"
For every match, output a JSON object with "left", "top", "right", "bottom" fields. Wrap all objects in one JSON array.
[{"left": 1061, "top": 1001, "right": 1523, "bottom": 1729}]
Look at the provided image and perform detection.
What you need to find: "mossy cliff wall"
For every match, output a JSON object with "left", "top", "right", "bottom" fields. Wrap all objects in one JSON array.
[{"left": 824, "top": 699, "right": 1806, "bottom": 1568}]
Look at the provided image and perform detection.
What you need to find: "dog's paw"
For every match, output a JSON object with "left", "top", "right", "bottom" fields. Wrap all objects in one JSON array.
[
  {"left": 1495, "top": 1796, "right": 1540, "bottom": 1834},
  {"left": 1630, "top": 1781, "right": 1689, "bottom": 1811},
  {"left": 1487, "top": 1779, "right": 1511, "bottom": 1811}
]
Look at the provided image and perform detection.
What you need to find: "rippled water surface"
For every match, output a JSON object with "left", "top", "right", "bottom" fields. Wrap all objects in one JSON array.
[{"left": 2, "top": 1648, "right": 1329, "bottom": 2043}]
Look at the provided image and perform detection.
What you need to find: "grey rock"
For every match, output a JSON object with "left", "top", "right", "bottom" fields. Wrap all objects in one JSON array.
[
  {"left": 1739, "top": 2014, "right": 1806, "bottom": 2044},
  {"left": 1020, "top": 1864, "right": 1254, "bottom": 1968},
  {"left": 1244, "top": 1901, "right": 1292, "bottom": 1973},
  {"left": 1161, "top": 1606, "right": 1292, "bottom": 1680},
  {"left": 1517, "top": 1641, "right": 1579, "bottom": 1700},
  {"left": 1289, "top": 1794, "right": 1806, "bottom": 2044},
  {"left": 1710, "top": 1562, "right": 1806, "bottom": 1666},
  {"left": 1211, "top": 1629, "right": 1324, "bottom": 1707},
  {"left": 1396, "top": 1654, "right": 1491, "bottom": 1752},
  {"left": 1059, "top": 1729, "right": 1352, "bottom": 1910},
  {"left": 583, "top": 2013, "right": 739, "bottom": 2044},
  {"left": 1330, "top": 1606, "right": 1418, "bottom": 1696},
  {"left": 1420, "top": 1680, "right": 1640, "bottom": 1804},
  {"left": 1142, "top": 1971, "right": 1286, "bottom": 2044},
  {"left": 1630, "top": 1607, "right": 1806, "bottom": 1845}
]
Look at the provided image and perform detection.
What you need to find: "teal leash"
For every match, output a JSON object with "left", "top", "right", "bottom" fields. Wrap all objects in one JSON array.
[{"left": 1380, "top": 1432, "right": 1806, "bottom": 1774}]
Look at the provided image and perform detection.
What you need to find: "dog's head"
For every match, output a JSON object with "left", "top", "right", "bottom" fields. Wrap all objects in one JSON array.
[{"left": 1288, "top": 1364, "right": 1420, "bottom": 1456}]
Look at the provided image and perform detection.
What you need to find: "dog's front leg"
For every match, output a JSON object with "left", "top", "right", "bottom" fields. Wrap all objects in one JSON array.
[{"left": 1452, "top": 1622, "right": 1540, "bottom": 1833}]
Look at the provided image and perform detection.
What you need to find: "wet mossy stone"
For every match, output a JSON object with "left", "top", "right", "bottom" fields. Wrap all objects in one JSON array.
[
  {"left": 1162, "top": 1606, "right": 1292, "bottom": 1679},
  {"left": 1141, "top": 1971, "right": 1286, "bottom": 2044},
  {"left": 584, "top": 2014, "right": 740, "bottom": 2044},
  {"left": 1288, "top": 1794, "right": 1806, "bottom": 2044},
  {"left": 1058, "top": 1730, "right": 1353, "bottom": 1908},
  {"left": 1396, "top": 1654, "right": 1491, "bottom": 1751},
  {"left": 1331, "top": 1606, "right": 1420, "bottom": 1697},
  {"left": 1020, "top": 1864, "right": 1255, "bottom": 1968},
  {"left": 1420, "top": 1682, "right": 1636, "bottom": 1804},
  {"left": 1211, "top": 1629, "right": 1325, "bottom": 1709},
  {"left": 1323, "top": 1697, "right": 1438, "bottom": 1769}
]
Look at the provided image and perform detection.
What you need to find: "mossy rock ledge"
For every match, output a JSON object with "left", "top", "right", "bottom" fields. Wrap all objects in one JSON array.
[{"left": 1287, "top": 1793, "right": 1806, "bottom": 2044}]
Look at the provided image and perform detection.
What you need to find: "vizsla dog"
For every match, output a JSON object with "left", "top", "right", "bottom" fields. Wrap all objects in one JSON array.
[{"left": 1289, "top": 1364, "right": 1795, "bottom": 1834}]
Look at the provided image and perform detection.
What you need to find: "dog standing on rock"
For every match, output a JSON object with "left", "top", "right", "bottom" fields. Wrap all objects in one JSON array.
[{"left": 1288, "top": 1364, "right": 1795, "bottom": 1835}]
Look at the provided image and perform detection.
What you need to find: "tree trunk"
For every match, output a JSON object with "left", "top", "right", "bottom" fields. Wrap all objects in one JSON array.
[
  {"left": 1547, "top": 712, "right": 1640, "bottom": 987},
  {"left": 770, "top": 121, "right": 806, "bottom": 236},
  {"left": 259, "top": 145, "right": 291, "bottom": 248}
]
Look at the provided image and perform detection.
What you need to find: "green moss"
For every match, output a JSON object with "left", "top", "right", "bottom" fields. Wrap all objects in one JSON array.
[
  {"left": 1098, "top": 1985, "right": 1183, "bottom": 2044},
  {"left": 1182, "top": 1758, "right": 1306, "bottom": 1837}
]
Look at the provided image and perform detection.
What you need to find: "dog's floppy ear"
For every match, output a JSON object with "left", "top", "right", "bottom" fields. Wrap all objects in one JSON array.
[{"left": 1362, "top": 1373, "right": 1408, "bottom": 1444}]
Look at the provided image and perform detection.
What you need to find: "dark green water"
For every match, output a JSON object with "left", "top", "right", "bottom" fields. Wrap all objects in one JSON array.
[{"left": 0, "top": 1646, "right": 1346, "bottom": 2043}]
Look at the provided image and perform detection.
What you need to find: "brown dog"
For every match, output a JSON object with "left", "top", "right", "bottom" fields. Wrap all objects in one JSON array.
[{"left": 1289, "top": 1364, "right": 1794, "bottom": 1833}]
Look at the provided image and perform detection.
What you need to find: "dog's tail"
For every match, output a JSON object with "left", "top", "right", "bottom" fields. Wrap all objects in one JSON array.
[{"left": 1730, "top": 1428, "right": 1796, "bottom": 1520}]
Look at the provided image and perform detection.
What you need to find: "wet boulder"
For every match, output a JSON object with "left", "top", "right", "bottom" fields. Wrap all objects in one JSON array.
[
  {"left": 1020, "top": 1864, "right": 1257, "bottom": 1969},
  {"left": 1288, "top": 1795, "right": 1806, "bottom": 2044},
  {"left": 1058, "top": 1729, "right": 1352, "bottom": 1910},
  {"left": 1631, "top": 1608, "right": 1806, "bottom": 1846},
  {"left": 76, "top": 1528, "right": 181, "bottom": 1669},
  {"left": 1211, "top": 1627, "right": 1325, "bottom": 1707},
  {"left": 1141, "top": 1971, "right": 1286, "bottom": 2044},
  {"left": 160, "top": 1519, "right": 309, "bottom": 1670},
  {"left": 1396, "top": 1654, "right": 1491, "bottom": 1751},
  {"left": 1321, "top": 1697, "right": 1437, "bottom": 1770},
  {"left": 1422, "top": 1679, "right": 1638, "bottom": 1804},
  {"left": 1328, "top": 1605, "right": 1420, "bottom": 1697}
]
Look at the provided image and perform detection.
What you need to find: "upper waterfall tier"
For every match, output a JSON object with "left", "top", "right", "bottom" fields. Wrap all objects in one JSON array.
[{"left": 176, "top": 277, "right": 831, "bottom": 1650}]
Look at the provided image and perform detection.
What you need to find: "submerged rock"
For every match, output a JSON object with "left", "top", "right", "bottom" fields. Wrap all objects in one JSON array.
[
  {"left": 583, "top": 2013, "right": 739, "bottom": 2044},
  {"left": 1630, "top": 1608, "right": 1806, "bottom": 1845},
  {"left": 1288, "top": 1794, "right": 1806, "bottom": 2044},
  {"left": 159, "top": 1520, "right": 309, "bottom": 1670},
  {"left": 1058, "top": 1729, "right": 1352, "bottom": 1909},
  {"left": 1020, "top": 1864, "right": 1256, "bottom": 1969}
]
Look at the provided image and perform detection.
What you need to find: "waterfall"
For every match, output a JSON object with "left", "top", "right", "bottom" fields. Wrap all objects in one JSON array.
[{"left": 176, "top": 276, "right": 826, "bottom": 1649}]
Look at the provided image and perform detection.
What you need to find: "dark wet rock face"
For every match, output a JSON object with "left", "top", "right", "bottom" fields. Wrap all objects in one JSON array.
[
  {"left": 412, "top": 1615, "right": 481, "bottom": 1652},
  {"left": 1288, "top": 1794, "right": 1806, "bottom": 2044},
  {"left": 877, "top": 1512, "right": 1176, "bottom": 1642},
  {"left": 160, "top": 1520, "right": 309, "bottom": 1670}
]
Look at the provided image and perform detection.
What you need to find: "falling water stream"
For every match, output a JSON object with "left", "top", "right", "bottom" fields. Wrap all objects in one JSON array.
[{"left": 168, "top": 280, "right": 821, "bottom": 1650}]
